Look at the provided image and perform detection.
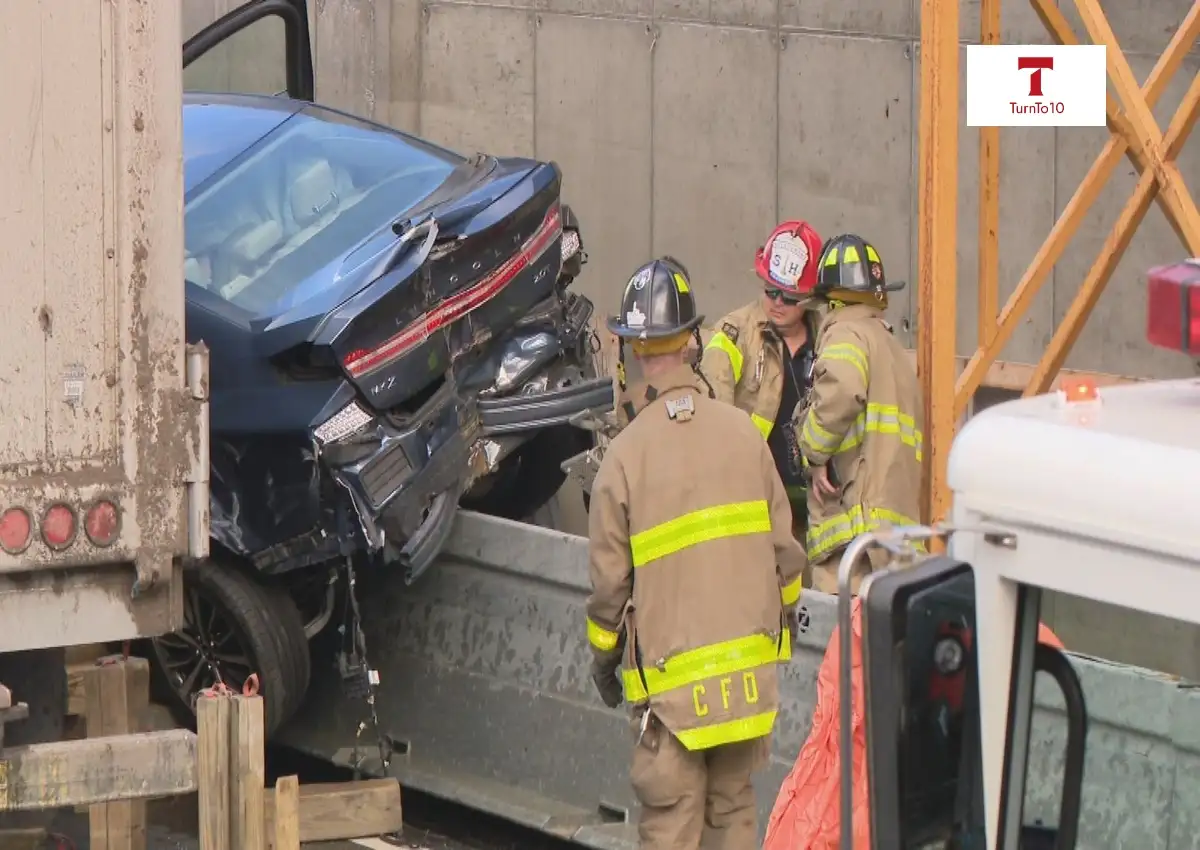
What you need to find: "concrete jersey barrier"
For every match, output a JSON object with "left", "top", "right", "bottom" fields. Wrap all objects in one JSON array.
[{"left": 278, "top": 511, "right": 1200, "bottom": 849}]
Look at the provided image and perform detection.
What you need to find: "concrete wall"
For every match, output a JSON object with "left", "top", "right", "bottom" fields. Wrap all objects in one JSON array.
[{"left": 185, "top": 0, "right": 1200, "bottom": 379}]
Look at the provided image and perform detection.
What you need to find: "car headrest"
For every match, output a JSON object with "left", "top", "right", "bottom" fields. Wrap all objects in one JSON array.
[
  {"left": 290, "top": 159, "right": 338, "bottom": 227},
  {"left": 228, "top": 219, "right": 284, "bottom": 266}
]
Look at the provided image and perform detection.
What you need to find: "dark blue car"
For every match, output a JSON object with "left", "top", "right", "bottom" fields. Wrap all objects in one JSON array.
[{"left": 150, "top": 0, "right": 611, "bottom": 735}]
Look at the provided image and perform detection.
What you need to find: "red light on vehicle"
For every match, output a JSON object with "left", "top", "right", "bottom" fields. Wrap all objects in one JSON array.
[
  {"left": 1147, "top": 260, "right": 1200, "bottom": 352},
  {"left": 0, "top": 507, "right": 32, "bottom": 554},
  {"left": 85, "top": 500, "right": 121, "bottom": 547},
  {"left": 1060, "top": 376, "right": 1099, "bottom": 402},
  {"left": 42, "top": 503, "right": 77, "bottom": 550},
  {"left": 343, "top": 203, "right": 564, "bottom": 379}
]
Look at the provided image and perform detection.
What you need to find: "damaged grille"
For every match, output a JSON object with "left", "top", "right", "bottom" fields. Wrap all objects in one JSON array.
[{"left": 360, "top": 442, "right": 413, "bottom": 509}]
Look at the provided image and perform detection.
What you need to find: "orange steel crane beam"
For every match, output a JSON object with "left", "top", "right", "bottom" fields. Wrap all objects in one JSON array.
[
  {"left": 916, "top": 0, "right": 960, "bottom": 531},
  {"left": 919, "top": 0, "right": 1200, "bottom": 525}
]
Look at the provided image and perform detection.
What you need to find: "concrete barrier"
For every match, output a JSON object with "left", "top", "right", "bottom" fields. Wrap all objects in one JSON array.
[{"left": 279, "top": 511, "right": 1200, "bottom": 848}]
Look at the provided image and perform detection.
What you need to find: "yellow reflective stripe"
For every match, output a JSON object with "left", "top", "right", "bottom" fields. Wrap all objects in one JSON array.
[
  {"left": 831, "top": 403, "right": 924, "bottom": 461},
  {"left": 705, "top": 332, "right": 744, "bottom": 384},
  {"left": 676, "top": 710, "right": 777, "bottom": 750},
  {"left": 806, "top": 505, "right": 926, "bottom": 563},
  {"left": 824, "top": 247, "right": 839, "bottom": 266},
  {"left": 820, "top": 342, "right": 869, "bottom": 385},
  {"left": 587, "top": 617, "right": 619, "bottom": 652},
  {"left": 866, "top": 244, "right": 880, "bottom": 263},
  {"left": 781, "top": 576, "right": 803, "bottom": 607},
  {"left": 630, "top": 500, "right": 771, "bottom": 568},
  {"left": 621, "top": 629, "right": 792, "bottom": 703},
  {"left": 800, "top": 414, "right": 842, "bottom": 454},
  {"left": 843, "top": 245, "right": 860, "bottom": 264},
  {"left": 750, "top": 413, "right": 773, "bottom": 439}
]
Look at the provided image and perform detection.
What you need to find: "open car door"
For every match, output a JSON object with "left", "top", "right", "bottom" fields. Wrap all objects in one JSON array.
[
  {"left": 183, "top": 0, "right": 314, "bottom": 101},
  {"left": 860, "top": 557, "right": 1088, "bottom": 849}
]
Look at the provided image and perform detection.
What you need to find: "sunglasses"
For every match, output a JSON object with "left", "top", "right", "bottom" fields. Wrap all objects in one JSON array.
[{"left": 764, "top": 288, "right": 804, "bottom": 306}]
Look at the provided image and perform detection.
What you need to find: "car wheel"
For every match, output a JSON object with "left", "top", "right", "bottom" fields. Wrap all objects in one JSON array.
[
  {"left": 149, "top": 559, "right": 311, "bottom": 738},
  {"left": 461, "top": 425, "right": 592, "bottom": 520}
]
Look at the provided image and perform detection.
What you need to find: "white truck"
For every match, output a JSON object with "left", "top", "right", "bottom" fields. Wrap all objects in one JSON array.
[
  {"left": 0, "top": 0, "right": 207, "bottom": 818},
  {"left": 839, "top": 258, "right": 1200, "bottom": 848}
]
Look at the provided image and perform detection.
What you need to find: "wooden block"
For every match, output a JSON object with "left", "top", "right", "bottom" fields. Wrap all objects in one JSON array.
[
  {"left": 0, "top": 729, "right": 197, "bottom": 810},
  {"left": 272, "top": 776, "right": 300, "bottom": 850},
  {"left": 229, "top": 695, "right": 265, "bottom": 850},
  {"left": 65, "top": 644, "right": 109, "bottom": 667},
  {"left": 262, "top": 778, "right": 403, "bottom": 848},
  {"left": 83, "top": 657, "right": 151, "bottom": 850},
  {"left": 197, "top": 696, "right": 231, "bottom": 850}
]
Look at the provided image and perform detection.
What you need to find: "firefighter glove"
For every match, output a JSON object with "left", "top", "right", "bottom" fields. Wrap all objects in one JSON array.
[{"left": 591, "top": 658, "right": 624, "bottom": 708}]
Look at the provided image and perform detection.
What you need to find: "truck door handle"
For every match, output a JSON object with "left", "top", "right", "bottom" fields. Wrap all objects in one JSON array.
[{"left": 1032, "top": 643, "right": 1088, "bottom": 850}]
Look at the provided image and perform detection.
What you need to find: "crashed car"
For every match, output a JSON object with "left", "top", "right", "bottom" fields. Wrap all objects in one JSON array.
[{"left": 148, "top": 0, "right": 613, "bottom": 735}]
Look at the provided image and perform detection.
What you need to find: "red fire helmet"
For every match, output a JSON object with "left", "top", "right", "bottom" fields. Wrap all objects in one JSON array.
[{"left": 754, "top": 220, "right": 823, "bottom": 295}]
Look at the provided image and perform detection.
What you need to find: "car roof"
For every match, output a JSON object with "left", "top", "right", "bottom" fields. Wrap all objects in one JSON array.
[{"left": 183, "top": 92, "right": 305, "bottom": 193}]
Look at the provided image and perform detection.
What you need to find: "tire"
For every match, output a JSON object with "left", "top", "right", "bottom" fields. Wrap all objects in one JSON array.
[
  {"left": 461, "top": 425, "right": 592, "bottom": 520},
  {"left": 149, "top": 559, "right": 311, "bottom": 738}
]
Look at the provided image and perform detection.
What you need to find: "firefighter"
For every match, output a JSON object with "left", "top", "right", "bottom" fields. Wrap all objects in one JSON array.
[
  {"left": 700, "top": 220, "right": 824, "bottom": 540},
  {"left": 586, "top": 257, "right": 807, "bottom": 850},
  {"left": 794, "top": 233, "right": 924, "bottom": 594}
]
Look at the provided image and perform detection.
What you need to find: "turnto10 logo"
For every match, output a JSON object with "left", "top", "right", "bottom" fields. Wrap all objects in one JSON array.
[{"left": 1013, "top": 56, "right": 1065, "bottom": 115}]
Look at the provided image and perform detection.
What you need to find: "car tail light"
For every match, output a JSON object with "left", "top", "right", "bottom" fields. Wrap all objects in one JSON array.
[
  {"left": 42, "top": 503, "right": 78, "bottom": 550},
  {"left": 343, "top": 202, "right": 564, "bottom": 379},
  {"left": 1147, "top": 260, "right": 1200, "bottom": 352},
  {"left": 85, "top": 500, "right": 121, "bottom": 547},
  {"left": 0, "top": 507, "right": 32, "bottom": 554}
]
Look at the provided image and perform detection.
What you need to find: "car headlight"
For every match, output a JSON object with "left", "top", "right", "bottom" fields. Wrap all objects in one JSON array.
[{"left": 314, "top": 402, "right": 374, "bottom": 445}]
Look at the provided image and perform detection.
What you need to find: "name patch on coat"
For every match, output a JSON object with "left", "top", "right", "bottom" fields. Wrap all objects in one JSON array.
[
  {"left": 665, "top": 395, "right": 695, "bottom": 421},
  {"left": 721, "top": 322, "right": 740, "bottom": 344}
]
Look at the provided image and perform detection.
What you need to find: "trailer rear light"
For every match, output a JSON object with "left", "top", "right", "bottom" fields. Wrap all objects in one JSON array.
[
  {"left": 1146, "top": 260, "right": 1200, "bottom": 352},
  {"left": 42, "top": 503, "right": 78, "bottom": 550},
  {"left": 0, "top": 507, "right": 32, "bottom": 554},
  {"left": 84, "top": 500, "right": 121, "bottom": 547},
  {"left": 343, "top": 202, "right": 564, "bottom": 378}
]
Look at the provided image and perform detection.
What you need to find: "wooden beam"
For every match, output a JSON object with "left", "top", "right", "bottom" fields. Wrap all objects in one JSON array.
[
  {"left": 978, "top": 0, "right": 1001, "bottom": 349},
  {"left": 901, "top": 351, "right": 1142, "bottom": 392},
  {"left": 230, "top": 696, "right": 266, "bottom": 850},
  {"left": 1027, "top": 70, "right": 1200, "bottom": 393},
  {"left": 916, "top": 0, "right": 961, "bottom": 527},
  {"left": 197, "top": 696, "right": 232, "bottom": 850},
  {"left": 271, "top": 776, "right": 300, "bottom": 850},
  {"left": 952, "top": 1, "right": 1200, "bottom": 417},
  {"left": 0, "top": 730, "right": 197, "bottom": 811},
  {"left": 83, "top": 656, "right": 150, "bottom": 850},
  {"left": 262, "top": 778, "right": 404, "bottom": 849}
]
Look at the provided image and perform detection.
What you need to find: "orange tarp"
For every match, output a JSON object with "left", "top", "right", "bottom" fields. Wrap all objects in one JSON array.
[{"left": 763, "top": 600, "right": 1064, "bottom": 849}]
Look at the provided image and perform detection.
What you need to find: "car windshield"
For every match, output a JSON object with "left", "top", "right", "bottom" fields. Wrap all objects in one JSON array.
[{"left": 183, "top": 104, "right": 460, "bottom": 314}]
